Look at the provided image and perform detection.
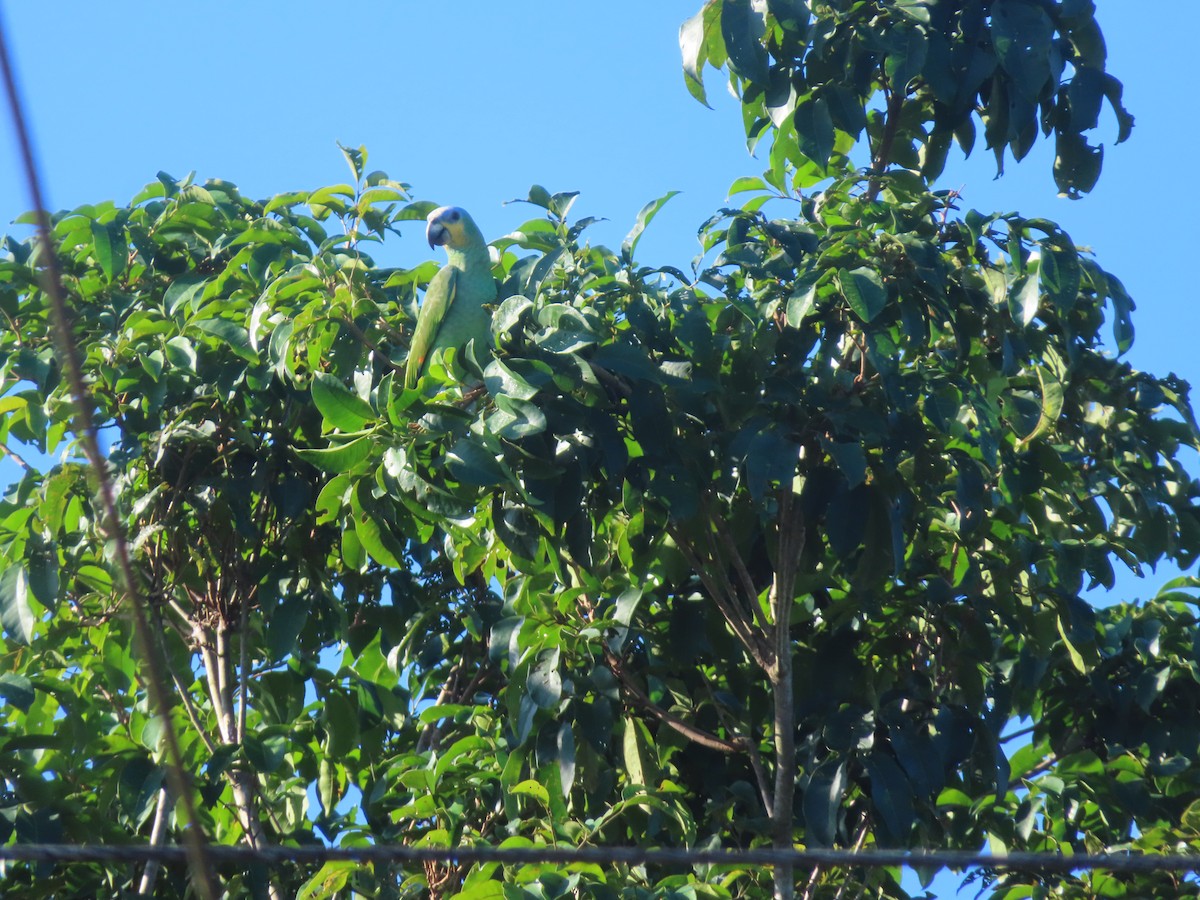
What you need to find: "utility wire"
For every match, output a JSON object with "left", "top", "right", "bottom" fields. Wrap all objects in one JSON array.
[
  {"left": 0, "top": 843, "right": 1198, "bottom": 877},
  {"left": 0, "top": 13, "right": 217, "bottom": 900}
]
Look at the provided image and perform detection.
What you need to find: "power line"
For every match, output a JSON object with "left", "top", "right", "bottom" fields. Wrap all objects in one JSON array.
[{"left": 1, "top": 843, "right": 1198, "bottom": 877}]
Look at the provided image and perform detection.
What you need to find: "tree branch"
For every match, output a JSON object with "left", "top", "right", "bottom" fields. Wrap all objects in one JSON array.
[
  {"left": 338, "top": 316, "right": 404, "bottom": 374},
  {"left": 771, "top": 490, "right": 805, "bottom": 900},
  {"left": 137, "top": 786, "right": 170, "bottom": 897},
  {"left": 706, "top": 498, "right": 772, "bottom": 634},
  {"left": 0, "top": 439, "right": 30, "bottom": 471},
  {"left": 866, "top": 80, "right": 907, "bottom": 204},
  {"left": 603, "top": 645, "right": 745, "bottom": 755},
  {"left": 668, "top": 522, "right": 775, "bottom": 672}
]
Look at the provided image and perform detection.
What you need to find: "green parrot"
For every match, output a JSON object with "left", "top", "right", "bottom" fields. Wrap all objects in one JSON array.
[{"left": 404, "top": 205, "right": 497, "bottom": 389}]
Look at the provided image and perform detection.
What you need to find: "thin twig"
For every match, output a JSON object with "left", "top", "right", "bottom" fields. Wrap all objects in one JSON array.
[
  {"left": 0, "top": 439, "right": 31, "bottom": 470},
  {"left": 831, "top": 819, "right": 872, "bottom": 900},
  {"left": 707, "top": 497, "right": 771, "bottom": 634},
  {"left": 668, "top": 522, "right": 774, "bottom": 672},
  {"left": 338, "top": 316, "right": 403, "bottom": 374},
  {"left": 603, "top": 645, "right": 745, "bottom": 754},
  {"left": 704, "top": 680, "right": 773, "bottom": 816}
]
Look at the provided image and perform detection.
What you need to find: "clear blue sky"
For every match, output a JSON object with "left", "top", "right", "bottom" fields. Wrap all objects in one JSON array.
[{"left": 1, "top": 4, "right": 1196, "bottom": 896}]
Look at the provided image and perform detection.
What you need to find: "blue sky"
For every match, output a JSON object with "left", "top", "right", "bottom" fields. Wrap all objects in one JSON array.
[{"left": 1, "top": 4, "right": 1197, "bottom": 896}]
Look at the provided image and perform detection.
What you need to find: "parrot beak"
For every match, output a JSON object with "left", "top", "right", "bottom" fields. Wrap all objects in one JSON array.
[{"left": 426, "top": 220, "right": 448, "bottom": 248}]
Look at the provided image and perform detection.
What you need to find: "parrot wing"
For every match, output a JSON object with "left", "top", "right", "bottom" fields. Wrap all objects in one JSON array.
[{"left": 405, "top": 264, "right": 457, "bottom": 389}]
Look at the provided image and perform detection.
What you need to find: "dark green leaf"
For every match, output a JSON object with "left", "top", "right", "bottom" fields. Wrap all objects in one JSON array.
[
  {"left": 866, "top": 752, "right": 915, "bottom": 843},
  {"left": 991, "top": 0, "right": 1054, "bottom": 102},
  {"left": 446, "top": 437, "right": 508, "bottom": 487},
  {"left": 793, "top": 95, "right": 835, "bottom": 171},
  {"left": 721, "top": 0, "right": 769, "bottom": 84},
  {"left": 840, "top": 267, "right": 887, "bottom": 322},
  {"left": 0, "top": 673, "right": 34, "bottom": 712},
  {"left": 804, "top": 758, "right": 847, "bottom": 847},
  {"left": 1054, "top": 131, "right": 1103, "bottom": 198}
]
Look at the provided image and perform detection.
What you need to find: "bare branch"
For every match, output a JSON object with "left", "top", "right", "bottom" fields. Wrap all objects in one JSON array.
[
  {"left": 668, "top": 522, "right": 775, "bottom": 672},
  {"left": 604, "top": 645, "right": 744, "bottom": 755}
]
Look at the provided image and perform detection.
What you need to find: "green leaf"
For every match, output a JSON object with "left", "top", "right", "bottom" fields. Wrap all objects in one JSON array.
[
  {"left": 1056, "top": 615, "right": 1089, "bottom": 674},
  {"left": 681, "top": 1, "right": 723, "bottom": 108},
  {"left": 491, "top": 294, "right": 533, "bottom": 342},
  {"left": 1038, "top": 240, "right": 1081, "bottom": 314},
  {"left": 0, "top": 566, "right": 35, "bottom": 644},
  {"left": 350, "top": 481, "right": 404, "bottom": 569},
  {"left": 311, "top": 371, "right": 375, "bottom": 431},
  {"left": 1016, "top": 361, "right": 1065, "bottom": 446},
  {"left": 839, "top": 267, "right": 887, "bottom": 322},
  {"left": 885, "top": 25, "right": 928, "bottom": 94},
  {"left": 622, "top": 717, "right": 647, "bottom": 787},
  {"left": 193, "top": 318, "right": 256, "bottom": 362},
  {"left": 90, "top": 220, "right": 125, "bottom": 282},
  {"left": 164, "top": 335, "right": 197, "bottom": 370},
  {"left": 528, "top": 648, "right": 562, "bottom": 709},
  {"left": 1014, "top": 273, "right": 1041, "bottom": 325},
  {"left": 446, "top": 437, "right": 508, "bottom": 487},
  {"left": 768, "top": 0, "right": 810, "bottom": 33},
  {"left": 294, "top": 434, "right": 373, "bottom": 473},
  {"left": 164, "top": 275, "right": 208, "bottom": 315},
  {"left": 892, "top": 0, "right": 930, "bottom": 24},
  {"left": 1106, "top": 272, "right": 1135, "bottom": 353},
  {"left": 623, "top": 191, "right": 680, "bottom": 261},
  {"left": 26, "top": 550, "right": 57, "bottom": 609},
  {"left": 556, "top": 720, "right": 576, "bottom": 795},
  {"left": 1101, "top": 72, "right": 1134, "bottom": 143},
  {"left": 266, "top": 594, "right": 308, "bottom": 662},
  {"left": 827, "top": 441, "right": 867, "bottom": 489},
  {"left": 483, "top": 357, "right": 538, "bottom": 401},
  {"left": 337, "top": 142, "right": 367, "bottom": 182},
  {"left": 510, "top": 779, "right": 550, "bottom": 806},
  {"left": 785, "top": 276, "right": 818, "bottom": 326},
  {"left": 490, "top": 395, "right": 547, "bottom": 439},
  {"left": 297, "top": 861, "right": 355, "bottom": 900}
]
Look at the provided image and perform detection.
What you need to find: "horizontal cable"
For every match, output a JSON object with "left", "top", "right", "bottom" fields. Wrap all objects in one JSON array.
[{"left": 1, "top": 844, "right": 1198, "bottom": 876}]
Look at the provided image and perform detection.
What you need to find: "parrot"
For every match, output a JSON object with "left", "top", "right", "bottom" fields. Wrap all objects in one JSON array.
[{"left": 404, "top": 205, "right": 497, "bottom": 389}]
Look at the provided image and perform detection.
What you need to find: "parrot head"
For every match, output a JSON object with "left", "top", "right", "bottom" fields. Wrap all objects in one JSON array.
[{"left": 426, "top": 206, "right": 477, "bottom": 250}]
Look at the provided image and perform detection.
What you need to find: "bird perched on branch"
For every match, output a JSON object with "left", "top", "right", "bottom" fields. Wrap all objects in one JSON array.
[{"left": 404, "top": 205, "right": 496, "bottom": 389}]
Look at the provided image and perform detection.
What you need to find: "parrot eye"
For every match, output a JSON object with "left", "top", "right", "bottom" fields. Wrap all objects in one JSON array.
[{"left": 447, "top": 209, "right": 461, "bottom": 222}]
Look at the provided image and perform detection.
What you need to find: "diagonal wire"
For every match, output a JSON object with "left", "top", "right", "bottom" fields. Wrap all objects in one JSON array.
[{"left": 0, "top": 12, "right": 217, "bottom": 900}]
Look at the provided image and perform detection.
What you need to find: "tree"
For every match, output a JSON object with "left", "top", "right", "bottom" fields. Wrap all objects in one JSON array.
[{"left": 1, "top": 3, "right": 1198, "bottom": 899}]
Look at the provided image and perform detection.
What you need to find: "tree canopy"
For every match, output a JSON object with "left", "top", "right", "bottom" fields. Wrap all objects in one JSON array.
[{"left": 2, "top": 2, "right": 1199, "bottom": 899}]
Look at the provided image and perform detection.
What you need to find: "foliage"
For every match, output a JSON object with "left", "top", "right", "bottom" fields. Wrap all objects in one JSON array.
[
  {"left": 681, "top": 0, "right": 1132, "bottom": 197},
  {"left": 0, "top": 4, "right": 1198, "bottom": 900}
]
